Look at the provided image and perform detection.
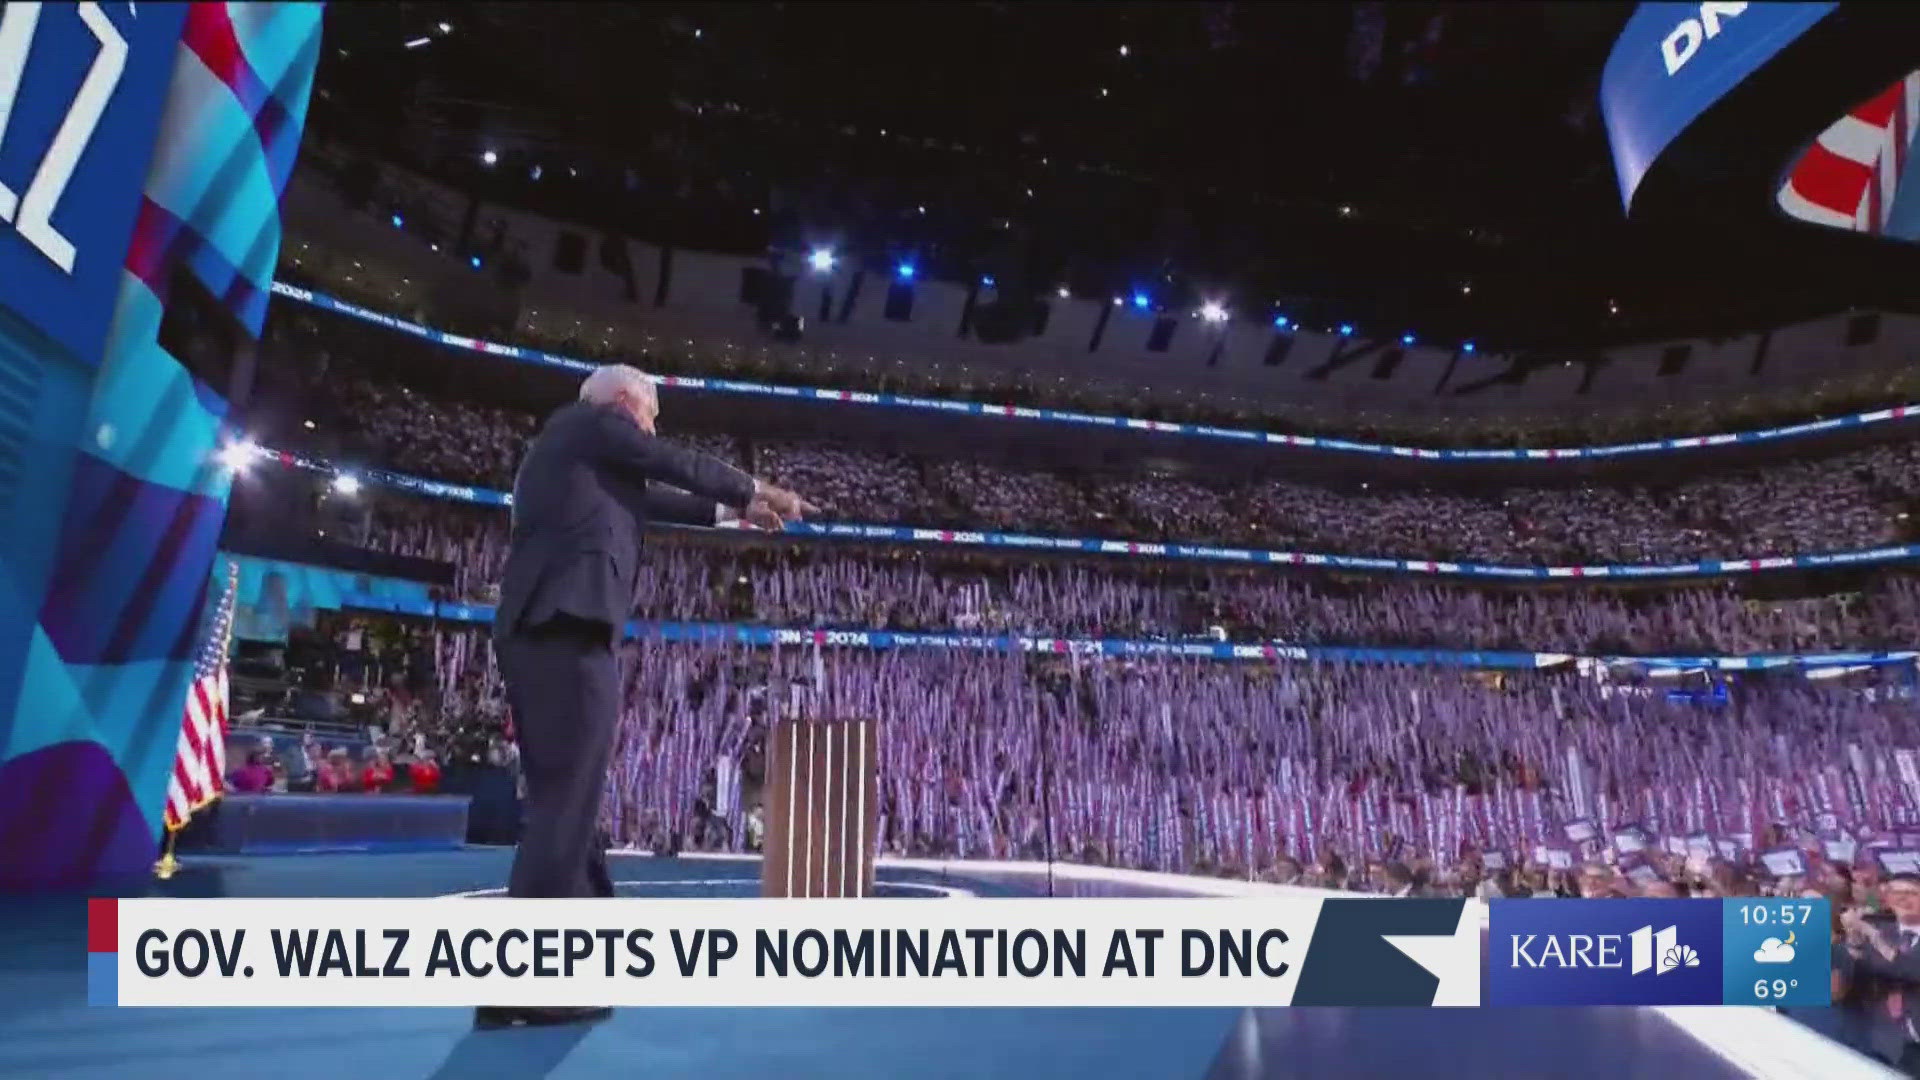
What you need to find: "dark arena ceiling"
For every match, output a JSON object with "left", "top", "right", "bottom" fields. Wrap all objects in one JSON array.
[{"left": 308, "top": 2, "right": 1918, "bottom": 352}]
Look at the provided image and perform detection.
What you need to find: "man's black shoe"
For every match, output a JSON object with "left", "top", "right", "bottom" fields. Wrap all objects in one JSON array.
[{"left": 474, "top": 1006, "right": 613, "bottom": 1030}]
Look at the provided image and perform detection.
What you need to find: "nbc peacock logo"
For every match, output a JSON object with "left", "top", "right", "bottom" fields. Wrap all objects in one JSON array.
[{"left": 1629, "top": 925, "right": 1699, "bottom": 975}]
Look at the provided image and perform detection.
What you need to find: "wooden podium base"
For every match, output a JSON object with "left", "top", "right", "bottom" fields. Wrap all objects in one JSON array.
[{"left": 761, "top": 718, "right": 877, "bottom": 897}]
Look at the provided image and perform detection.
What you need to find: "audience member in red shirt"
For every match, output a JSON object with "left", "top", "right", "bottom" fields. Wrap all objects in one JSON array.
[
  {"left": 361, "top": 750, "right": 395, "bottom": 794},
  {"left": 409, "top": 751, "right": 441, "bottom": 794},
  {"left": 317, "top": 748, "right": 357, "bottom": 793}
]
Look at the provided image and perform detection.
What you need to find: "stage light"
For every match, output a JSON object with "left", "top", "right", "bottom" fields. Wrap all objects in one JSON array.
[
  {"left": 1461, "top": 284, "right": 1472, "bottom": 295},
  {"left": 430, "top": 243, "right": 439, "bottom": 252},
  {"left": 437, "top": 21, "right": 452, "bottom": 33},
  {"left": 331, "top": 474, "right": 362, "bottom": 496},
  {"left": 1401, "top": 333, "right": 1415, "bottom": 345},
  {"left": 1057, "top": 286, "right": 1071, "bottom": 299},
  {"left": 1119, "top": 45, "right": 1130, "bottom": 57},
  {"left": 808, "top": 248, "right": 836, "bottom": 273},
  {"left": 481, "top": 149, "right": 497, "bottom": 166},
  {"left": 980, "top": 275, "right": 995, "bottom": 287},
  {"left": 530, "top": 164, "right": 543, "bottom": 181},
  {"left": 896, "top": 262, "right": 916, "bottom": 280},
  {"left": 1200, "top": 301, "right": 1227, "bottom": 323},
  {"left": 1463, "top": 341, "right": 1476, "bottom": 353},
  {"left": 1338, "top": 324, "right": 1354, "bottom": 336},
  {"left": 1131, "top": 292, "right": 1150, "bottom": 310},
  {"left": 470, "top": 255, "right": 481, "bottom": 269},
  {"left": 391, "top": 214, "right": 403, "bottom": 228},
  {"left": 1273, "top": 315, "right": 1290, "bottom": 329},
  {"left": 404, "top": 37, "right": 430, "bottom": 50},
  {"left": 303, "top": 419, "right": 316, "bottom": 430},
  {"left": 216, "top": 440, "right": 261, "bottom": 473},
  {"left": 1112, "top": 296, "right": 1123, "bottom": 306}
]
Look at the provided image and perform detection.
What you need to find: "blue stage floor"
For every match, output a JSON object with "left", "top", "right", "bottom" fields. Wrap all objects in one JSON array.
[{"left": 0, "top": 848, "right": 1866, "bottom": 1079}]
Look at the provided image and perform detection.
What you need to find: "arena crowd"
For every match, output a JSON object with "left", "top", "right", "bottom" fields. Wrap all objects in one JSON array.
[
  {"left": 264, "top": 310, "right": 1920, "bottom": 568},
  {"left": 337, "top": 487, "right": 1913, "bottom": 657}
]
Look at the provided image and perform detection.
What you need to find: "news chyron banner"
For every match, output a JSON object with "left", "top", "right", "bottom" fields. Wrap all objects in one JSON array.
[
  {"left": 91, "top": 898, "right": 1483, "bottom": 1008},
  {"left": 88, "top": 896, "right": 1835, "bottom": 1008},
  {"left": 1488, "top": 897, "right": 1832, "bottom": 1007}
]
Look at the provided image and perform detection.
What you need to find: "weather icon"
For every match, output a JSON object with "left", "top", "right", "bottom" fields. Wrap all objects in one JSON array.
[{"left": 1754, "top": 932, "right": 1797, "bottom": 964}]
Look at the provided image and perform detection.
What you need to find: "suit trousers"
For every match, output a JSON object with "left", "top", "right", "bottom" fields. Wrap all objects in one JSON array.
[{"left": 497, "top": 616, "right": 619, "bottom": 899}]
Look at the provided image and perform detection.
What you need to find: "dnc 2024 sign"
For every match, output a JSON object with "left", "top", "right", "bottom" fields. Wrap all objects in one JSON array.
[{"left": 1600, "top": 2, "right": 1837, "bottom": 209}]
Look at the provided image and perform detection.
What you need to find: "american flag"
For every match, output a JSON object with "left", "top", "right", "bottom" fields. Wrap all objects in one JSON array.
[{"left": 163, "top": 561, "right": 240, "bottom": 832}]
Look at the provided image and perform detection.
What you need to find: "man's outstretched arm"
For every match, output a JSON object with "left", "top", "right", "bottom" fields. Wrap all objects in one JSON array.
[
  {"left": 592, "top": 411, "right": 814, "bottom": 524},
  {"left": 590, "top": 409, "right": 756, "bottom": 508}
]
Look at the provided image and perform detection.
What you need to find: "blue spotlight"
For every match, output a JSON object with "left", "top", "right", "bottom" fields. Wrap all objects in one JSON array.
[
  {"left": 1338, "top": 323, "right": 1354, "bottom": 336},
  {"left": 1401, "top": 333, "right": 1415, "bottom": 346},
  {"left": 1131, "top": 292, "right": 1150, "bottom": 310},
  {"left": 980, "top": 275, "right": 995, "bottom": 287},
  {"left": 470, "top": 255, "right": 481, "bottom": 269},
  {"left": 1272, "top": 315, "right": 1290, "bottom": 330},
  {"left": 1463, "top": 341, "right": 1476, "bottom": 353},
  {"left": 896, "top": 262, "right": 916, "bottom": 280},
  {"left": 390, "top": 214, "right": 404, "bottom": 228}
]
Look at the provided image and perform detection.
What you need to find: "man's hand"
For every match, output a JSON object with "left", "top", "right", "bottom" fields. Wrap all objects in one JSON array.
[
  {"left": 753, "top": 479, "right": 819, "bottom": 520},
  {"left": 743, "top": 498, "right": 787, "bottom": 531},
  {"left": 1841, "top": 908, "right": 1868, "bottom": 936}
]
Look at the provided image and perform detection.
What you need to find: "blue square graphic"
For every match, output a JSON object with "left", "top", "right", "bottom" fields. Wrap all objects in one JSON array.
[
  {"left": 1487, "top": 899, "right": 1723, "bottom": 1006},
  {"left": 86, "top": 952, "right": 117, "bottom": 1006},
  {"left": 1721, "top": 898, "right": 1832, "bottom": 1006}
]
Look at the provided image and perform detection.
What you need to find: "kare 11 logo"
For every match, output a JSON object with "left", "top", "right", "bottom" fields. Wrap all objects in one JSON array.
[{"left": 1487, "top": 900, "right": 1723, "bottom": 1006}]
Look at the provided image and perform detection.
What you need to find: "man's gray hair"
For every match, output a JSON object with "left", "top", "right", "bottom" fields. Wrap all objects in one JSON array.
[{"left": 579, "top": 364, "right": 656, "bottom": 407}]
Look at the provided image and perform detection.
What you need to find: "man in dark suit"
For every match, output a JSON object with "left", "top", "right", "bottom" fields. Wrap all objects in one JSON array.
[
  {"left": 1841, "top": 872, "right": 1920, "bottom": 1070},
  {"left": 477, "top": 365, "right": 810, "bottom": 1031}
]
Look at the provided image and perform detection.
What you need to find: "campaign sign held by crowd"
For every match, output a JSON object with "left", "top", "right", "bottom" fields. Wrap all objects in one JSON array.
[{"left": 1487, "top": 899, "right": 1725, "bottom": 1006}]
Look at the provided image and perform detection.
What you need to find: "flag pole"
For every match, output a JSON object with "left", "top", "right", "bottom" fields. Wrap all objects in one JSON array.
[
  {"left": 154, "top": 826, "right": 180, "bottom": 880},
  {"left": 154, "top": 558, "right": 240, "bottom": 881}
]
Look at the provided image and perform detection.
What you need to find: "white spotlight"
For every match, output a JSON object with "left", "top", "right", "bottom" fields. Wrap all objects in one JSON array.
[
  {"left": 808, "top": 248, "right": 836, "bottom": 273},
  {"left": 331, "top": 474, "right": 362, "bottom": 497},
  {"left": 1200, "top": 301, "right": 1228, "bottom": 324},
  {"left": 1056, "top": 286, "right": 1071, "bottom": 299},
  {"left": 481, "top": 149, "right": 498, "bottom": 166},
  {"left": 217, "top": 440, "right": 262, "bottom": 472}
]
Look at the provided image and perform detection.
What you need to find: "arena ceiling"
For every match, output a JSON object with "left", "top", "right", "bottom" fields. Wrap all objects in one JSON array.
[{"left": 308, "top": 2, "right": 1917, "bottom": 351}]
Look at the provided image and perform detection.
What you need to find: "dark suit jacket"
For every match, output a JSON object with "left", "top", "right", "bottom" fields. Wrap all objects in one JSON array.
[
  {"left": 495, "top": 401, "right": 756, "bottom": 638},
  {"left": 1846, "top": 925, "right": 1920, "bottom": 1063}
]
